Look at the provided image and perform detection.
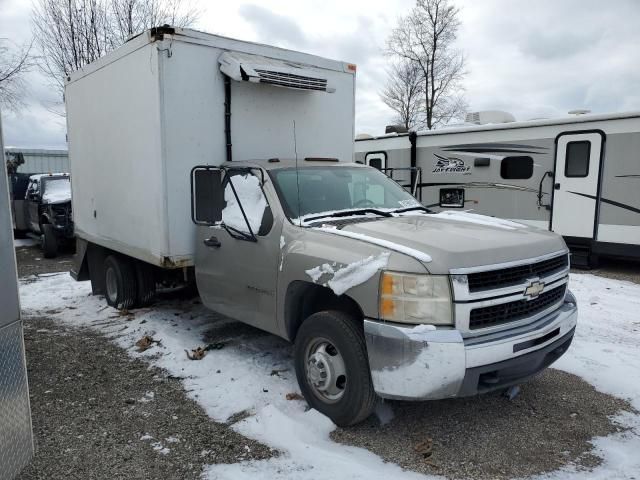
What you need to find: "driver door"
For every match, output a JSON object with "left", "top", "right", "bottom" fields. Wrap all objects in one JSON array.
[{"left": 194, "top": 169, "right": 282, "bottom": 335}]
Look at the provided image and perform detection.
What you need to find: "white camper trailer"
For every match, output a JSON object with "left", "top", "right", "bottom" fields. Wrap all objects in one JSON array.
[{"left": 354, "top": 111, "right": 640, "bottom": 267}]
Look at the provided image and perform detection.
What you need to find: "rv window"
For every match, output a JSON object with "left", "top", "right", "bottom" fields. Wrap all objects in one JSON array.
[
  {"left": 368, "top": 158, "right": 383, "bottom": 170},
  {"left": 500, "top": 156, "right": 533, "bottom": 179},
  {"left": 565, "top": 141, "right": 591, "bottom": 178}
]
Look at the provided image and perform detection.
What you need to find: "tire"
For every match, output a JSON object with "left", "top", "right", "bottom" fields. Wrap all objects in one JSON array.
[
  {"left": 103, "top": 255, "right": 137, "bottom": 310},
  {"left": 294, "top": 310, "right": 376, "bottom": 427},
  {"left": 134, "top": 261, "right": 156, "bottom": 307},
  {"left": 41, "top": 223, "right": 58, "bottom": 258}
]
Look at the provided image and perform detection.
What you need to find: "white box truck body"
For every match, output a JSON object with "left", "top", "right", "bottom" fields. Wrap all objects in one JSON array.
[{"left": 66, "top": 27, "right": 356, "bottom": 268}]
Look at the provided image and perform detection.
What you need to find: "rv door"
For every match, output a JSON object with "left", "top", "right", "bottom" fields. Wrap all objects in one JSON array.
[{"left": 551, "top": 132, "right": 604, "bottom": 239}]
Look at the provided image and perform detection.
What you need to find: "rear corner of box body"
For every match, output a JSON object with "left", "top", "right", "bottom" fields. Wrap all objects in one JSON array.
[{"left": 66, "top": 40, "right": 175, "bottom": 267}]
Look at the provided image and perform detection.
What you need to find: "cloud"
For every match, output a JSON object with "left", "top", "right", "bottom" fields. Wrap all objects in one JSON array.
[
  {"left": 238, "top": 4, "right": 309, "bottom": 48},
  {"left": 2, "top": 0, "right": 639, "bottom": 148},
  {"left": 458, "top": 0, "right": 640, "bottom": 120}
]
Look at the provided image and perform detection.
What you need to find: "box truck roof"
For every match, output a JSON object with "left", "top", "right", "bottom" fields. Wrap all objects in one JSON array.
[{"left": 66, "top": 27, "right": 354, "bottom": 85}]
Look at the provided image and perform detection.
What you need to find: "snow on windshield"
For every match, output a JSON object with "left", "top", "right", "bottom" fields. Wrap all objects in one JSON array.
[
  {"left": 42, "top": 177, "right": 71, "bottom": 204},
  {"left": 222, "top": 174, "right": 267, "bottom": 234}
]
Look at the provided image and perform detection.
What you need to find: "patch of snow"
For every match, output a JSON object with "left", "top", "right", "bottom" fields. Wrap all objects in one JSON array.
[
  {"left": 315, "top": 227, "right": 432, "bottom": 263},
  {"left": 165, "top": 436, "right": 180, "bottom": 443},
  {"left": 305, "top": 263, "right": 335, "bottom": 283},
  {"left": 305, "top": 253, "right": 390, "bottom": 296},
  {"left": 18, "top": 272, "right": 640, "bottom": 480},
  {"left": 279, "top": 236, "right": 286, "bottom": 271},
  {"left": 14, "top": 238, "right": 37, "bottom": 248},
  {"left": 327, "top": 253, "right": 390, "bottom": 296},
  {"left": 140, "top": 434, "right": 153, "bottom": 441},
  {"left": 151, "top": 442, "right": 170, "bottom": 455},
  {"left": 223, "top": 174, "right": 266, "bottom": 235},
  {"left": 405, "top": 324, "right": 437, "bottom": 340},
  {"left": 139, "top": 391, "right": 155, "bottom": 403},
  {"left": 433, "top": 210, "right": 526, "bottom": 230},
  {"left": 41, "top": 177, "right": 71, "bottom": 204}
]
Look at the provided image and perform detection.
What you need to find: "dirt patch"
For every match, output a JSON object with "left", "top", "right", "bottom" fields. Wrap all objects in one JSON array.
[
  {"left": 17, "top": 317, "right": 275, "bottom": 480},
  {"left": 576, "top": 257, "right": 640, "bottom": 285},
  {"left": 15, "top": 244, "right": 74, "bottom": 278},
  {"left": 332, "top": 369, "right": 634, "bottom": 479}
]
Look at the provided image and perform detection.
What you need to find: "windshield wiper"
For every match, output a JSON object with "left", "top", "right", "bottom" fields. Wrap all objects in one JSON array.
[
  {"left": 391, "top": 206, "right": 433, "bottom": 214},
  {"left": 303, "top": 208, "right": 393, "bottom": 223}
]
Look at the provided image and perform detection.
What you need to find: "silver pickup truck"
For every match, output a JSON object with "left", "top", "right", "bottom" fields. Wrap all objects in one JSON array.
[{"left": 187, "top": 158, "right": 577, "bottom": 426}]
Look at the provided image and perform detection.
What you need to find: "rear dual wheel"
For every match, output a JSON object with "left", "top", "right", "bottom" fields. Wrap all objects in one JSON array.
[
  {"left": 294, "top": 311, "right": 376, "bottom": 427},
  {"left": 103, "top": 255, "right": 156, "bottom": 310}
]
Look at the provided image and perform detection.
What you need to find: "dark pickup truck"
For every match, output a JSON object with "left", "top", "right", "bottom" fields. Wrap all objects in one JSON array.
[{"left": 17, "top": 173, "right": 74, "bottom": 257}]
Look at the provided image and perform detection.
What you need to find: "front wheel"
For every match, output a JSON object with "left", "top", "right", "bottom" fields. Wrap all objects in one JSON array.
[
  {"left": 294, "top": 311, "right": 376, "bottom": 426},
  {"left": 41, "top": 223, "right": 58, "bottom": 258}
]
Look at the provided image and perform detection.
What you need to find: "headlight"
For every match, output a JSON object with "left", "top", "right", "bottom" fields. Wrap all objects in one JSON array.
[{"left": 379, "top": 271, "right": 453, "bottom": 325}]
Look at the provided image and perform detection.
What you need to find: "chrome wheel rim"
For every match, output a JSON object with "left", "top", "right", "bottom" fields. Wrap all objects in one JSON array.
[
  {"left": 105, "top": 268, "right": 118, "bottom": 304},
  {"left": 305, "top": 338, "right": 347, "bottom": 403}
]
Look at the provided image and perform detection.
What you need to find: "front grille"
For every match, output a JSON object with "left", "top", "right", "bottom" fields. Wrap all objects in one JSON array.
[
  {"left": 467, "top": 254, "right": 568, "bottom": 292},
  {"left": 469, "top": 284, "right": 566, "bottom": 330}
]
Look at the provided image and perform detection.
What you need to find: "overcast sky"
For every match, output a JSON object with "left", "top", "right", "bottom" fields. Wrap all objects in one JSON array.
[{"left": 1, "top": 0, "right": 639, "bottom": 148}]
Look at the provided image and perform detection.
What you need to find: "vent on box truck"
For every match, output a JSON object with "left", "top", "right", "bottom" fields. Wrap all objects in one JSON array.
[{"left": 219, "top": 51, "right": 335, "bottom": 93}]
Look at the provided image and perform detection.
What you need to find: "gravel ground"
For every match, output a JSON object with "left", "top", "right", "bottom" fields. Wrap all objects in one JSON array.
[
  {"left": 17, "top": 316, "right": 275, "bottom": 480},
  {"left": 575, "top": 257, "right": 640, "bottom": 285},
  {"left": 14, "top": 244, "right": 275, "bottom": 480},
  {"left": 332, "top": 369, "right": 635, "bottom": 479},
  {"left": 15, "top": 244, "right": 74, "bottom": 277}
]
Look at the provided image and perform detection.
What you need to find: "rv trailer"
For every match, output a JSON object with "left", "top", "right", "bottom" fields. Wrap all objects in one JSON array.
[{"left": 354, "top": 111, "right": 640, "bottom": 267}]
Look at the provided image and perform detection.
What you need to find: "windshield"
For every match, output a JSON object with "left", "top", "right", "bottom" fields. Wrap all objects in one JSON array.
[
  {"left": 270, "top": 166, "right": 421, "bottom": 220},
  {"left": 42, "top": 177, "right": 71, "bottom": 204}
]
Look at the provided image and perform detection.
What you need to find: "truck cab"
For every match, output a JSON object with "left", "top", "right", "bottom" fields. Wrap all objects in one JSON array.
[{"left": 189, "top": 158, "right": 577, "bottom": 426}]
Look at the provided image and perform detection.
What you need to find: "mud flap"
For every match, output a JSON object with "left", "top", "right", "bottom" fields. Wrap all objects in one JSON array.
[{"left": 71, "top": 237, "right": 90, "bottom": 281}]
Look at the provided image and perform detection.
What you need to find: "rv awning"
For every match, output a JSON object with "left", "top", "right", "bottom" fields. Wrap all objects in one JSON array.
[{"left": 218, "top": 51, "right": 335, "bottom": 93}]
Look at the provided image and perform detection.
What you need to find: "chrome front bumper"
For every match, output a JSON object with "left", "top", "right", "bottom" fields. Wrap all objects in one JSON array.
[{"left": 364, "top": 291, "right": 578, "bottom": 400}]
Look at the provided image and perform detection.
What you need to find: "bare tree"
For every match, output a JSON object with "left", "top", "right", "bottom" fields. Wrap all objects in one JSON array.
[
  {"left": 386, "top": 0, "right": 467, "bottom": 129},
  {"left": 381, "top": 59, "right": 425, "bottom": 131},
  {"left": 32, "top": 0, "right": 198, "bottom": 105},
  {"left": 110, "top": 0, "right": 199, "bottom": 46},
  {"left": 0, "top": 39, "right": 34, "bottom": 111}
]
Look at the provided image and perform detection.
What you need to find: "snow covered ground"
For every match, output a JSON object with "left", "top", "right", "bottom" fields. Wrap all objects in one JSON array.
[{"left": 19, "top": 273, "right": 640, "bottom": 479}]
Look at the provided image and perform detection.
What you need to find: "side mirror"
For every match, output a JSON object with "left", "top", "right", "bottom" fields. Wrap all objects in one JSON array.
[{"left": 191, "top": 167, "right": 224, "bottom": 225}]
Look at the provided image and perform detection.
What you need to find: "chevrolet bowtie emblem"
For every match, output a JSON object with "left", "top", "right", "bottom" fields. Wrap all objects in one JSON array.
[{"left": 524, "top": 280, "right": 545, "bottom": 299}]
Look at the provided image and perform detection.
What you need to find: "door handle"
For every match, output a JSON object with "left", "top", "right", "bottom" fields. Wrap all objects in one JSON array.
[
  {"left": 203, "top": 236, "right": 221, "bottom": 248},
  {"left": 554, "top": 183, "right": 561, "bottom": 190}
]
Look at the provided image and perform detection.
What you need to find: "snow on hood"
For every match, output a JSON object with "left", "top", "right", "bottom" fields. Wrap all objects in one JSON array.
[
  {"left": 42, "top": 177, "right": 71, "bottom": 204},
  {"left": 432, "top": 210, "right": 526, "bottom": 230},
  {"left": 323, "top": 214, "right": 565, "bottom": 274}
]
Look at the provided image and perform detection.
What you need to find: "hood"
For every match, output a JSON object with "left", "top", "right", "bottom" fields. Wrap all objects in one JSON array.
[{"left": 339, "top": 212, "right": 566, "bottom": 274}]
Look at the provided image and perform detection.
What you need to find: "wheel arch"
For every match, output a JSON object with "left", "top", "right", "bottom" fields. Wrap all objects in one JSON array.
[{"left": 284, "top": 280, "right": 365, "bottom": 342}]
